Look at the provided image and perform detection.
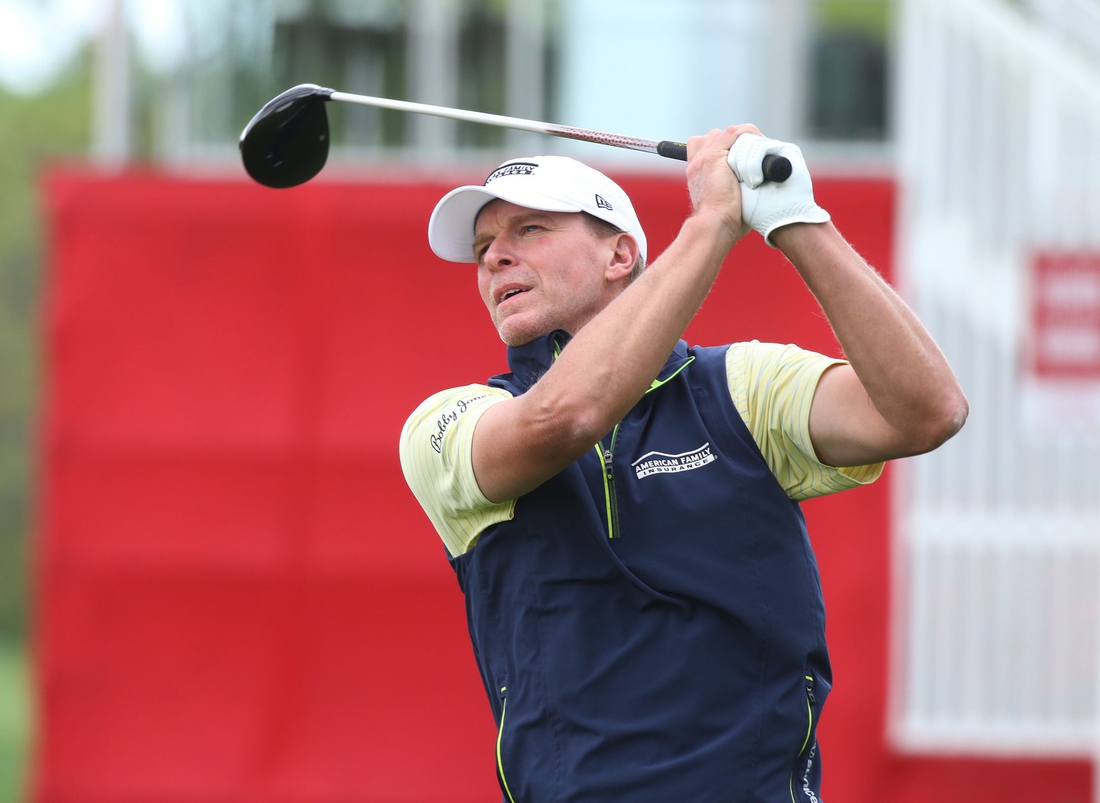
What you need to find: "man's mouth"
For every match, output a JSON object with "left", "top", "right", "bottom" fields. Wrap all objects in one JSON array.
[{"left": 499, "top": 288, "right": 528, "bottom": 303}]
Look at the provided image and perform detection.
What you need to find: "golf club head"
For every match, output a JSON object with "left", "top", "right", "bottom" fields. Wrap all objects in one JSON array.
[{"left": 239, "top": 84, "right": 334, "bottom": 188}]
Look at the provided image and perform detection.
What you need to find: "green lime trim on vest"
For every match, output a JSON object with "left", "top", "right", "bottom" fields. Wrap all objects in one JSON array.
[
  {"left": 497, "top": 689, "right": 517, "bottom": 803},
  {"left": 790, "top": 675, "right": 816, "bottom": 803},
  {"left": 648, "top": 356, "right": 694, "bottom": 391},
  {"left": 594, "top": 424, "right": 622, "bottom": 538},
  {"left": 798, "top": 687, "right": 814, "bottom": 755}
]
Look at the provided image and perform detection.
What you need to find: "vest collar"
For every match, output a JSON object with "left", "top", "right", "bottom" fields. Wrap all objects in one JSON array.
[{"left": 504, "top": 330, "right": 692, "bottom": 393}]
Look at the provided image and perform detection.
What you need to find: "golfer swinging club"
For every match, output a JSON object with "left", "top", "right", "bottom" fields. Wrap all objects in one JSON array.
[{"left": 400, "top": 126, "right": 967, "bottom": 802}]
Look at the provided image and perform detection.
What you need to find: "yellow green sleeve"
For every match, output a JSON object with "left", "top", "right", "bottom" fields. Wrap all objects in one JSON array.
[
  {"left": 399, "top": 385, "right": 516, "bottom": 557},
  {"left": 726, "top": 341, "right": 884, "bottom": 501}
]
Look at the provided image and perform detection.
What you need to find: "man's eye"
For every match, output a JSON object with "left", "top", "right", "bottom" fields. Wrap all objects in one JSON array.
[{"left": 521, "top": 225, "right": 541, "bottom": 234}]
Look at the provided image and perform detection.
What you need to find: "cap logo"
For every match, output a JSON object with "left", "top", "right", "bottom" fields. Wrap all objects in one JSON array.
[
  {"left": 484, "top": 162, "right": 538, "bottom": 185},
  {"left": 595, "top": 194, "right": 613, "bottom": 211}
]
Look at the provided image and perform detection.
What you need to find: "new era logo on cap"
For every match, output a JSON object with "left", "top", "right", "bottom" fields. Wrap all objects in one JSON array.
[{"left": 427, "top": 155, "right": 648, "bottom": 264}]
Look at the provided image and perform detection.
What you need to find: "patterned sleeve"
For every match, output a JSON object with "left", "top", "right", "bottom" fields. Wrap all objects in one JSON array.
[
  {"left": 726, "top": 341, "right": 884, "bottom": 501},
  {"left": 399, "top": 384, "right": 516, "bottom": 557}
]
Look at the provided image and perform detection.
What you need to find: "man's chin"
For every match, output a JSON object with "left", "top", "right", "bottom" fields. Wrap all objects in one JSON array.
[
  {"left": 499, "top": 329, "right": 542, "bottom": 347},
  {"left": 497, "top": 317, "right": 549, "bottom": 347}
]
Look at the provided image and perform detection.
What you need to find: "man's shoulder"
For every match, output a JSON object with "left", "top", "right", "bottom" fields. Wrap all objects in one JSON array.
[
  {"left": 409, "top": 383, "right": 509, "bottom": 414},
  {"left": 401, "top": 384, "right": 513, "bottom": 449},
  {"left": 399, "top": 383, "right": 517, "bottom": 559},
  {"left": 726, "top": 340, "right": 838, "bottom": 372}
]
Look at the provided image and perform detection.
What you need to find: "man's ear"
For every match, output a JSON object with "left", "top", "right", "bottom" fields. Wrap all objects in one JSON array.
[{"left": 604, "top": 233, "right": 639, "bottom": 282}]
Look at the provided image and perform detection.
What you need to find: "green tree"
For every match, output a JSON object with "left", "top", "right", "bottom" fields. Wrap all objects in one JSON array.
[
  {"left": 0, "top": 46, "right": 93, "bottom": 803},
  {"left": 0, "top": 50, "right": 92, "bottom": 641}
]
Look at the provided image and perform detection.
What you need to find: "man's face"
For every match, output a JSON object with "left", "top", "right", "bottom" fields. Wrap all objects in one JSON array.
[{"left": 473, "top": 199, "right": 620, "bottom": 346}]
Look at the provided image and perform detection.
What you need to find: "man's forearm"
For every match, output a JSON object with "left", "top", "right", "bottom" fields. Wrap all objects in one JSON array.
[
  {"left": 773, "top": 221, "right": 968, "bottom": 454},
  {"left": 531, "top": 213, "right": 736, "bottom": 446}
]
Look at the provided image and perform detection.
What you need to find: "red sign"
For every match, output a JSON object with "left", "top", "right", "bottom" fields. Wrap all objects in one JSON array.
[{"left": 1031, "top": 253, "right": 1100, "bottom": 379}]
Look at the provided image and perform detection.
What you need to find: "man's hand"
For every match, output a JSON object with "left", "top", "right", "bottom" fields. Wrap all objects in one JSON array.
[
  {"left": 685, "top": 126, "right": 754, "bottom": 248},
  {"left": 728, "top": 133, "right": 830, "bottom": 247}
]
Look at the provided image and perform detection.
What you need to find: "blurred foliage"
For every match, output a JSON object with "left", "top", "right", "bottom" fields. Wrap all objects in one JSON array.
[
  {"left": 817, "top": 0, "right": 892, "bottom": 38},
  {"left": 0, "top": 41, "right": 91, "bottom": 803},
  {"left": 0, "top": 50, "right": 93, "bottom": 642},
  {"left": 0, "top": 641, "right": 30, "bottom": 803}
]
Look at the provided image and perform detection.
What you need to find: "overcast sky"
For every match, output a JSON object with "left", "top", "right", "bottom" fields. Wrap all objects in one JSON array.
[{"left": 0, "top": 0, "right": 184, "bottom": 94}]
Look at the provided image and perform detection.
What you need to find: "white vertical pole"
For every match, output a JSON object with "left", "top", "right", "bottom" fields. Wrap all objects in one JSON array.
[
  {"left": 1095, "top": 510, "right": 1100, "bottom": 803},
  {"left": 765, "top": 0, "right": 809, "bottom": 140},
  {"left": 92, "top": 0, "right": 132, "bottom": 167},
  {"left": 408, "top": 0, "right": 459, "bottom": 156},
  {"left": 889, "top": 0, "right": 922, "bottom": 751},
  {"left": 152, "top": 4, "right": 192, "bottom": 165},
  {"left": 504, "top": 0, "right": 547, "bottom": 153}
]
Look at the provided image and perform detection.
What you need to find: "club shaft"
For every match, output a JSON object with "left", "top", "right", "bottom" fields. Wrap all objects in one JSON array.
[{"left": 329, "top": 90, "right": 665, "bottom": 157}]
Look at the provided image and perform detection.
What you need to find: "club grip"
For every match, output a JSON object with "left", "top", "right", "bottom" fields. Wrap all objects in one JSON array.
[
  {"left": 762, "top": 154, "right": 792, "bottom": 183},
  {"left": 656, "top": 141, "right": 688, "bottom": 160},
  {"left": 656, "top": 140, "right": 791, "bottom": 184}
]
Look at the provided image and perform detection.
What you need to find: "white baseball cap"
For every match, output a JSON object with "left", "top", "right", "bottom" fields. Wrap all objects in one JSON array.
[{"left": 428, "top": 155, "right": 647, "bottom": 264}]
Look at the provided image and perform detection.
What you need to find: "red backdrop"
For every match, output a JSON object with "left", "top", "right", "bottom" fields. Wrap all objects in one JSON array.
[{"left": 35, "top": 168, "right": 1089, "bottom": 802}]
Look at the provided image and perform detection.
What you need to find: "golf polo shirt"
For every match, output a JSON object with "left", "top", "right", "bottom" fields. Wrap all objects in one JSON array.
[{"left": 399, "top": 334, "right": 882, "bottom": 802}]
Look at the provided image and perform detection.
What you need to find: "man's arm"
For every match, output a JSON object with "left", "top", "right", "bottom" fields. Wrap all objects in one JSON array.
[
  {"left": 772, "top": 222, "right": 968, "bottom": 467},
  {"left": 471, "top": 127, "right": 752, "bottom": 503}
]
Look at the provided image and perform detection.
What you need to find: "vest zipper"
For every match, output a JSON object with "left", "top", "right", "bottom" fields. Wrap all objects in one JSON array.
[
  {"left": 789, "top": 675, "right": 816, "bottom": 803},
  {"left": 595, "top": 423, "right": 621, "bottom": 539},
  {"left": 592, "top": 356, "right": 694, "bottom": 541}
]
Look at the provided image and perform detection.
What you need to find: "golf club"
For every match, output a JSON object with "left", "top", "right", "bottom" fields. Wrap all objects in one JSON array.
[{"left": 239, "top": 84, "right": 793, "bottom": 189}]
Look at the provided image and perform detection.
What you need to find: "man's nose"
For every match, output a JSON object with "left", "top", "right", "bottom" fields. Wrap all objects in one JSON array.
[{"left": 483, "top": 238, "right": 516, "bottom": 270}]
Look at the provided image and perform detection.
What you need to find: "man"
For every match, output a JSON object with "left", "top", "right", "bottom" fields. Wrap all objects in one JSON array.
[{"left": 399, "top": 126, "right": 967, "bottom": 802}]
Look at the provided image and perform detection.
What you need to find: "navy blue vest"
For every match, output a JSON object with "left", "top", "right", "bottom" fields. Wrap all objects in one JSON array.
[{"left": 451, "top": 331, "right": 831, "bottom": 802}]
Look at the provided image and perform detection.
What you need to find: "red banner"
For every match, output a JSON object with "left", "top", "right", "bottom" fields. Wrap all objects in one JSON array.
[{"left": 1031, "top": 252, "right": 1100, "bottom": 379}]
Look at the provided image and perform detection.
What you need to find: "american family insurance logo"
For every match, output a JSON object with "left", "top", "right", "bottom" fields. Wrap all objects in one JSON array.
[
  {"left": 484, "top": 162, "right": 538, "bottom": 184},
  {"left": 632, "top": 443, "right": 716, "bottom": 480}
]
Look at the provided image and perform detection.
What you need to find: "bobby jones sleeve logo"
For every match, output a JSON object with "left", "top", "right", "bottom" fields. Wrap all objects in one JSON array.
[
  {"left": 632, "top": 443, "right": 717, "bottom": 479},
  {"left": 429, "top": 394, "right": 488, "bottom": 455}
]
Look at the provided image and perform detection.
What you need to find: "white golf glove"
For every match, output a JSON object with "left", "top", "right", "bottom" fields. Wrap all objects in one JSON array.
[{"left": 728, "top": 133, "right": 830, "bottom": 247}]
